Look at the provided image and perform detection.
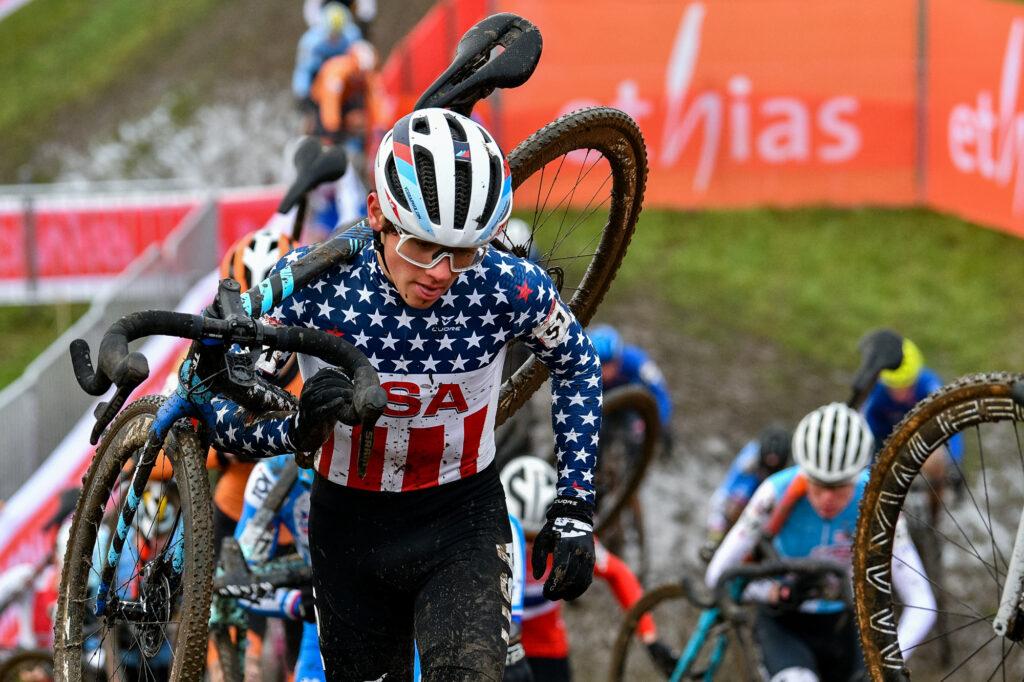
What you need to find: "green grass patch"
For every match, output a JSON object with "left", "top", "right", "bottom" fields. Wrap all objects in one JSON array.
[
  {"left": 0, "top": 303, "right": 88, "bottom": 389},
  {"left": 607, "top": 206, "right": 1024, "bottom": 377},
  {"left": 0, "top": 0, "right": 221, "bottom": 179}
]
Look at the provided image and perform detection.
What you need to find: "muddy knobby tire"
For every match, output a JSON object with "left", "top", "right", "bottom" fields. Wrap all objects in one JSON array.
[
  {"left": 54, "top": 395, "right": 214, "bottom": 682},
  {"left": 497, "top": 106, "right": 648, "bottom": 425}
]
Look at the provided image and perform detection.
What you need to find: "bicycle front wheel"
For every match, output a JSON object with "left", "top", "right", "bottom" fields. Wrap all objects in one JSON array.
[
  {"left": 496, "top": 106, "right": 647, "bottom": 425},
  {"left": 54, "top": 395, "right": 214, "bottom": 682},
  {"left": 854, "top": 373, "right": 1024, "bottom": 680}
]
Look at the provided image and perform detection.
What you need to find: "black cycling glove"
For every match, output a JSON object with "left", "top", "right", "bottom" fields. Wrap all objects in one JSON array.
[
  {"left": 531, "top": 496, "right": 595, "bottom": 601},
  {"left": 297, "top": 584, "right": 318, "bottom": 624},
  {"left": 289, "top": 367, "right": 359, "bottom": 452}
]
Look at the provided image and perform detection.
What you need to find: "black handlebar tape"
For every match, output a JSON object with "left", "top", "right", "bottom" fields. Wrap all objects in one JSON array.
[
  {"left": 242, "top": 234, "right": 366, "bottom": 319},
  {"left": 70, "top": 338, "right": 110, "bottom": 395}
]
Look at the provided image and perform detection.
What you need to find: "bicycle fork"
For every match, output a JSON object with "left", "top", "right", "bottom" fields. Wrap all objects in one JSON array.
[
  {"left": 95, "top": 395, "right": 189, "bottom": 617},
  {"left": 993, "top": 507, "right": 1024, "bottom": 641}
]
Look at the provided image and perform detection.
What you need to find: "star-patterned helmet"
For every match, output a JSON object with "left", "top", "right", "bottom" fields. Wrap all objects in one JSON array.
[{"left": 374, "top": 108, "right": 513, "bottom": 249}]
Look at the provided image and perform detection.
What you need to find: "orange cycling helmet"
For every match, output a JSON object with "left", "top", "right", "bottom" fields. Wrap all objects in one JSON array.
[
  {"left": 219, "top": 227, "right": 296, "bottom": 290},
  {"left": 219, "top": 227, "right": 301, "bottom": 389}
]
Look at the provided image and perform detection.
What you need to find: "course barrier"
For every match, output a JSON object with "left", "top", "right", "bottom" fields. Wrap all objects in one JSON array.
[{"left": 380, "top": 0, "right": 1024, "bottom": 237}]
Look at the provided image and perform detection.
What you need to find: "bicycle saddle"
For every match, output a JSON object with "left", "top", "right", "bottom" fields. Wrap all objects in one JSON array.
[{"left": 414, "top": 13, "right": 542, "bottom": 117}]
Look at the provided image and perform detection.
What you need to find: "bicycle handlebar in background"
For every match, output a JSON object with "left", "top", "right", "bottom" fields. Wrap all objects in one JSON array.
[
  {"left": 848, "top": 328, "right": 905, "bottom": 408},
  {"left": 414, "top": 13, "right": 542, "bottom": 116},
  {"left": 712, "top": 557, "right": 851, "bottom": 619}
]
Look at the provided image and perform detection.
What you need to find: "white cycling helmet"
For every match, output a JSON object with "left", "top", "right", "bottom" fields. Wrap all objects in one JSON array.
[
  {"left": 792, "top": 403, "right": 873, "bottom": 485},
  {"left": 374, "top": 108, "right": 513, "bottom": 248},
  {"left": 500, "top": 456, "right": 557, "bottom": 535}
]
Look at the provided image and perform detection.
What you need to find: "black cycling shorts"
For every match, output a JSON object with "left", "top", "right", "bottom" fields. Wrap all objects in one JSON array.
[
  {"left": 754, "top": 607, "right": 866, "bottom": 680},
  {"left": 308, "top": 464, "right": 513, "bottom": 681}
]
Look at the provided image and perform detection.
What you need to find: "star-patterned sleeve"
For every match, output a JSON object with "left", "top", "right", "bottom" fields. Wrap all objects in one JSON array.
[
  {"left": 204, "top": 245, "right": 326, "bottom": 459},
  {"left": 497, "top": 253, "right": 602, "bottom": 502}
]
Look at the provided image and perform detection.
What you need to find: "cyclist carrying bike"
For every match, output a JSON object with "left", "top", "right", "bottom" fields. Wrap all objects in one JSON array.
[
  {"left": 501, "top": 456, "right": 674, "bottom": 681},
  {"left": 705, "top": 403, "right": 936, "bottom": 682},
  {"left": 207, "top": 108, "right": 602, "bottom": 680},
  {"left": 702, "top": 424, "right": 791, "bottom": 558},
  {"left": 588, "top": 324, "right": 673, "bottom": 452},
  {"left": 861, "top": 331, "right": 964, "bottom": 482}
]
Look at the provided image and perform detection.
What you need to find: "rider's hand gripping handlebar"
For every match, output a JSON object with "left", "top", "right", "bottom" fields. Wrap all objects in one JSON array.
[{"left": 70, "top": 275, "right": 387, "bottom": 451}]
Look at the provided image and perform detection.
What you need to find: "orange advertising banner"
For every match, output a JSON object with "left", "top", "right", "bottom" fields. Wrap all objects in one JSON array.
[
  {"left": 493, "top": 0, "right": 918, "bottom": 209},
  {"left": 926, "top": 0, "right": 1024, "bottom": 237}
]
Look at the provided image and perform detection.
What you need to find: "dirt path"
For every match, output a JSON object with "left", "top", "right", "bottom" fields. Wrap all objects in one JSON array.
[
  {"left": 24, "top": 0, "right": 436, "bottom": 181},
  {"left": 560, "top": 290, "right": 852, "bottom": 679}
]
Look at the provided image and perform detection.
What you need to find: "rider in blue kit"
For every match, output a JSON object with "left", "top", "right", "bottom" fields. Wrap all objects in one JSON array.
[
  {"left": 861, "top": 335, "right": 963, "bottom": 466},
  {"left": 587, "top": 324, "right": 673, "bottom": 450},
  {"left": 705, "top": 403, "right": 936, "bottom": 682}
]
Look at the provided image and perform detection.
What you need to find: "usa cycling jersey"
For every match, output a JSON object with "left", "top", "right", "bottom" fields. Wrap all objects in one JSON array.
[
  {"left": 522, "top": 539, "right": 653, "bottom": 659},
  {"left": 706, "top": 466, "right": 935, "bottom": 656},
  {"left": 604, "top": 345, "right": 672, "bottom": 425},
  {"left": 863, "top": 368, "right": 963, "bottom": 463},
  {"left": 706, "top": 440, "right": 763, "bottom": 539},
  {"left": 209, "top": 243, "right": 602, "bottom": 499}
]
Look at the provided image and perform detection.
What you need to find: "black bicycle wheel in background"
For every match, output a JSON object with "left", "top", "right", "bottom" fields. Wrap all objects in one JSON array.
[
  {"left": 54, "top": 395, "right": 214, "bottom": 682},
  {"left": 496, "top": 106, "right": 647, "bottom": 426},
  {"left": 854, "top": 373, "right": 1024, "bottom": 680},
  {"left": 593, "top": 385, "right": 659, "bottom": 569}
]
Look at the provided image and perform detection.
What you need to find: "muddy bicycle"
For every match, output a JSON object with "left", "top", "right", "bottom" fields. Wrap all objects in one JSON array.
[
  {"left": 54, "top": 12, "right": 648, "bottom": 681},
  {"left": 854, "top": 374, "right": 1024, "bottom": 680},
  {"left": 607, "top": 558, "right": 850, "bottom": 681}
]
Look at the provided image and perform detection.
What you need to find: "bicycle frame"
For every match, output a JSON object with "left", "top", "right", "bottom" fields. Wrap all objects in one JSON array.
[
  {"left": 670, "top": 581, "right": 745, "bottom": 682},
  {"left": 94, "top": 234, "right": 368, "bottom": 619},
  {"left": 993, "top": 509, "right": 1024, "bottom": 637}
]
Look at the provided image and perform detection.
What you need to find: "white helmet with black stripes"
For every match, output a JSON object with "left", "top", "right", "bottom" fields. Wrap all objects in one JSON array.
[
  {"left": 792, "top": 402, "right": 873, "bottom": 485},
  {"left": 373, "top": 108, "right": 513, "bottom": 248},
  {"left": 500, "top": 456, "right": 557, "bottom": 535}
]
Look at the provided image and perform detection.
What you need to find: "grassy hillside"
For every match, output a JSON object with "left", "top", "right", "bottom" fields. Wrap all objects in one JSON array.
[
  {"left": 609, "top": 207, "right": 1024, "bottom": 378},
  {"left": 0, "top": 0, "right": 224, "bottom": 180},
  {"left": 0, "top": 303, "right": 87, "bottom": 388}
]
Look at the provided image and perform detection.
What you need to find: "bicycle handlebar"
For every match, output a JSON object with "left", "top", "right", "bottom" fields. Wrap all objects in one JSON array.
[
  {"left": 711, "top": 557, "right": 851, "bottom": 618},
  {"left": 414, "top": 13, "right": 542, "bottom": 116},
  {"left": 70, "top": 277, "right": 388, "bottom": 453}
]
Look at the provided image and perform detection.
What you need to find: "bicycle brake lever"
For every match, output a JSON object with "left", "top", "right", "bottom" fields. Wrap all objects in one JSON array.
[{"left": 90, "top": 383, "right": 136, "bottom": 445}]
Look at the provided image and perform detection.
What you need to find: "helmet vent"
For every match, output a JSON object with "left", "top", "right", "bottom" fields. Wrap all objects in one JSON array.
[
  {"left": 445, "top": 113, "right": 468, "bottom": 142},
  {"left": 412, "top": 116, "right": 431, "bottom": 135},
  {"left": 385, "top": 155, "right": 410, "bottom": 211},
  {"left": 413, "top": 145, "right": 441, "bottom": 225},
  {"left": 454, "top": 157, "right": 471, "bottom": 231},
  {"left": 478, "top": 152, "right": 501, "bottom": 229}
]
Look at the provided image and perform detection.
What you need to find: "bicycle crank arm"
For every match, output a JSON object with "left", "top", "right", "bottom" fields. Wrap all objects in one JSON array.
[{"left": 993, "top": 506, "right": 1024, "bottom": 639}]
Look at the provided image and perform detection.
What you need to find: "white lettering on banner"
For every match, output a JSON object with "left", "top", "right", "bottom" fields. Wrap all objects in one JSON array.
[
  {"left": 555, "top": 2, "right": 863, "bottom": 192},
  {"left": 947, "top": 18, "right": 1024, "bottom": 214}
]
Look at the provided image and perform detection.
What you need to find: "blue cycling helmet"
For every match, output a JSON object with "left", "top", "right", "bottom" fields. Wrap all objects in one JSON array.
[{"left": 589, "top": 324, "right": 624, "bottom": 364}]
